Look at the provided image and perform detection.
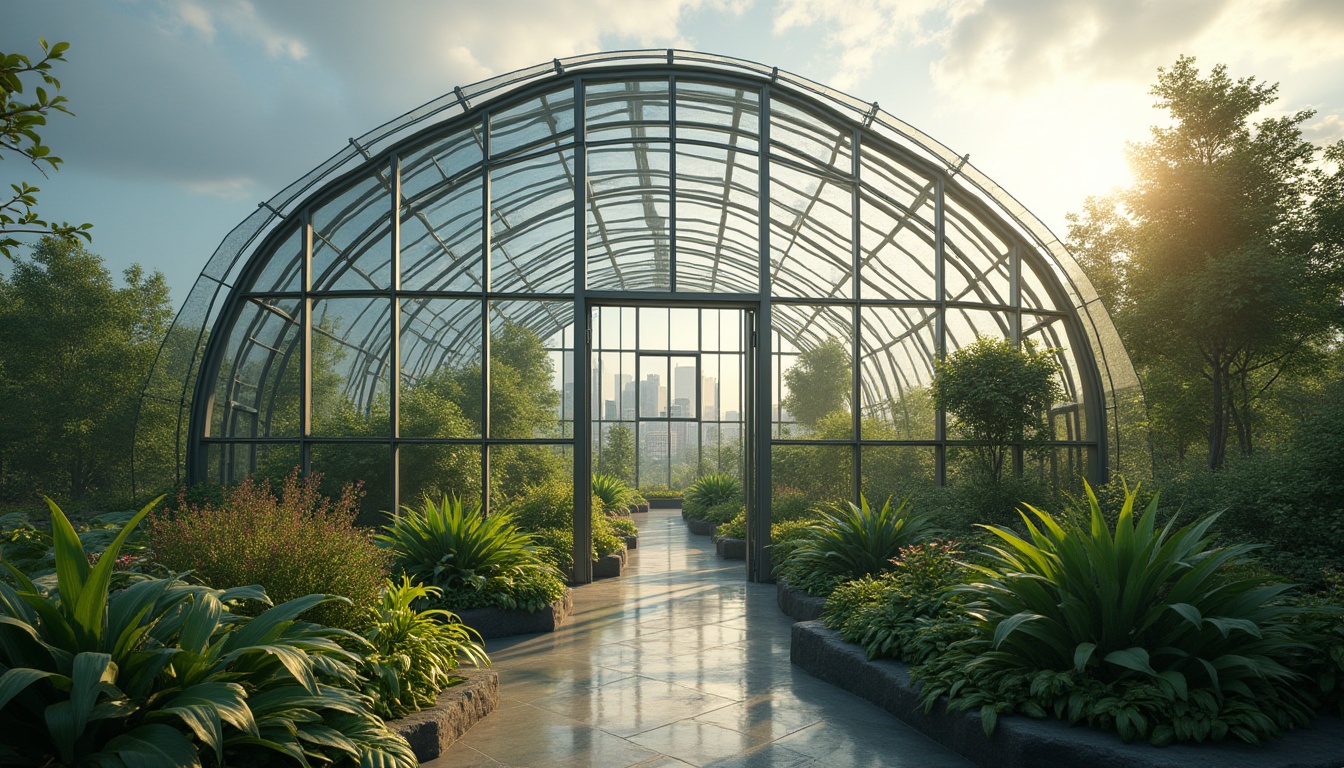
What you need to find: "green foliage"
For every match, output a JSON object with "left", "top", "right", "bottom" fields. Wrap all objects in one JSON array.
[
  {"left": 913, "top": 484, "right": 1314, "bottom": 745},
  {"left": 638, "top": 485, "right": 682, "bottom": 500},
  {"left": 717, "top": 511, "right": 747, "bottom": 540},
  {"left": 592, "top": 473, "right": 637, "bottom": 512},
  {"left": 500, "top": 479, "right": 625, "bottom": 572},
  {"left": 782, "top": 338, "right": 851, "bottom": 429},
  {"left": 701, "top": 500, "right": 744, "bottom": 524},
  {"left": 683, "top": 474, "right": 742, "bottom": 521},
  {"left": 596, "top": 424, "right": 636, "bottom": 485},
  {"left": 148, "top": 470, "right": 389, "bottom": 630},
  {"left": 0, "top": 497, "right": 416, "bottom": 767},
  {"left": 1, "top": 40, "right": 92, "bottom": 261},
  {"left": 1285, "top": 570, "right": 1344, "bottom": 718},
  {"left": 770, "top": 488, "right": 819, "bottom": 523},
  {"left": 529, "top": 527, "right": 574, "bottom": 574},
  {"left": 377, "top": 495, "right": 565, "bottom": 613},
  {"left": 778, "top": 495, "right": 935, "bottom": 597},
  {"left": 822, "top": 540, "right": 972, "bottom": 663},
  {"left": 932, "top": 336, "right": 1062, "bottom": 483},
  {"left": 607, "top": 514, "right": 638, "bottom": 538},
  {"left": 359, "top": 577, "right": 489, "bottom": 720},
  {"left": 0, "top": 237, "right": 171, "bottom": 502}
]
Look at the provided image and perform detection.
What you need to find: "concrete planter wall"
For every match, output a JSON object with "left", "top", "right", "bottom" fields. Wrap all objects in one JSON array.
[
  {"left": 622, "top": 533, "right": 638, "bottom": 550},
  {"left": 715, "top": 536, "right": 746, "bottom": 560},
  {"left": 686, "top": 518, "right": 719, "bottom": 536},
  {"left": 791, "top": 621, "right": 1344, "bottom": 768},
  {"left": 454, "top": 590, "right": 573, "bottom": 639},
  {"left": 776, "top": 579, "right": 826, "bottom": 622},
  {"left": 648, "top": 497, "right": 682, "bottom": 509},
  {"left": 387, "top": 667, "right": 498, "bottom": 763},
  {"left": 592, "top": 547, "right": 628, "bottom": 579}
]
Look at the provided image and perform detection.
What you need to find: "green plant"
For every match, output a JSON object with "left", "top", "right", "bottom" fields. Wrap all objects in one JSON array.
[
  {"left": 778, "top": 495, "right": 934, "bottom": 597},
  {"left": 823, "top": 540, "right": 971, "bottom": 663},
  {"left": 502, "top": 479, "right": 626, "bottom": 569},
  {"left": 913, "top": 483, "right": 1314, "bottom": 745},
  {"left": 638, "top": 485, "right": 682, "bottom": 500},
  {"left": 768, "top": 518, "right": 819, "bottom": 566},
  {"left": 148, "top": 469, "right": 389, "bottom": 629},
  {"left": 378, "top": 495, "right": 565, "bottom": 613},
  {"left": 718, "top": 511, "right": 747, "bottom": 540},
  {"left": 684, "top": 474, "right": 741, "bottom": 520},
  {"left": 702, "top": 500, "right": 743, "bottom": 524},
  {"left": 607, "top": 515, "right": 638, "bottom": 538},
  {"left": 1286, "top": 569, "right": 1344, "bottom": 717},
  {"left": 530, "top": 527, "right": 574, "bottom": 574},
  {"left": 0, "top": 496, "right": 416, "bottom": 767},
  {"left": 592, "top": 473, "right": 637, "bottom": 512},
  {"left": 360, "top": 577, "right": 490, "bottom": 720},
  {"left": 770, "top": 488, "right": 819, "bottom": 523}
]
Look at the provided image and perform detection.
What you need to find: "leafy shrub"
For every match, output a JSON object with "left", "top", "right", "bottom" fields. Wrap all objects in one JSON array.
[
  {"left": 502, "top": 479, "right": 626, "bottom": 569},
  {"left": 778, "top": 495, "right": 934, "bottom": 597},
  {"left": 530, "top": 527, "right": 574, "bottom": 573},
  {"left": 768, "top": 518, "right": 819, "bottom": 566},
  {"left": 0, "top": 498, "right": 416, "bottom": 767},
  {"left": 592, "top": 473, "right": 637, "bottom": 512},
  {"left": 1286, "top": 569, "right": 1344, "bottom": 717},
  {"left": 638, "top": 485, "right": 682, "bottom": 500},
  {"left": 702, "top": 500, "right": 744, "bottom": 524},
  {"left": 913, "top": 484, "right": 1314, "bottom": 745},
  {"left": 718, "top": 511, "right": 747, "bottom": 540},
  {"left": 2, "top": 508, "right": 156, "bottom": 580},
  {"left": 377, "top": 495, "right": 565, "bottom": 612},
  {"left": 148, "top": 469, "right": 389, "bottom": 630},
  {"left": 607, "top": 514, "right": 638, "bottom": 538},
  {"left": 683, "top": 474, "right": 741, "bottom": 520},
  {"left": 770, "top": 488, "right": 819, "bottom": 523},
  {"left": 823, "top": 540, "right": 971, "bottom": 663},
  {"left": 360, "top": 577, "right": 490, "bottom": 719}
]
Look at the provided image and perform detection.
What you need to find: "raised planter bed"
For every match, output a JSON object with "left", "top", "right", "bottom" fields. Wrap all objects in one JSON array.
[
  {"left": 715, "top": 536, "right": 746, "bottom": 560},
  {"left": 592, "top": 547, "right": 628, "bottom": 579},
  {"left": 776, "top": 578, "right": 826, "bottom": 622},
  {"left": 648, "top": 497, "right": 682, "bottom": 509},
  {"left": 791, "top": 621, "right": 1344, "bottom": 768},
  {"left": 686, "top": 518, "right": 719, "bottom": 536},
  {"left": 622, "top": 533, "right": 638, "bottom": 550},
  {"left": 630, "top": 502, "right": 650, "bottom": 514},
  {"left": 387, "top": 667, "right": 498, "bottom": 763},
  {"left": 453, "top": 590, "right": 573, "bottom": 639}
]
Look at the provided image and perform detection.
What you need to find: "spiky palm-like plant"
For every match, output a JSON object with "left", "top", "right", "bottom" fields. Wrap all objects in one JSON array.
[{"left": 779, "top": 495, "right": 934, "bottom": 596}]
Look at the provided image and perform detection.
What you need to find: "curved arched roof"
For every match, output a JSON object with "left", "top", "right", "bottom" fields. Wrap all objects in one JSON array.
[{"left": 139, "top": 49, "right": 1143, "bottom": 495}]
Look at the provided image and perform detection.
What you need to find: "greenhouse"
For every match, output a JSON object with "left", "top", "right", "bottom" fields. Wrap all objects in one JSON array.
[{"left": 142, "top": 50, "right": 1141, "bottom": 584}]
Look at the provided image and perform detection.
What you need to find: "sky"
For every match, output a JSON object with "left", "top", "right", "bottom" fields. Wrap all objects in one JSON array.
[{"left": 5, "top": 0, "right": 1344, "bottom": 306}]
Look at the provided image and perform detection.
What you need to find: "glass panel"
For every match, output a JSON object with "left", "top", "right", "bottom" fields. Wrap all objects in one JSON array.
[
  {"left": 638, "top": 420, "right": 670, "bottom": 489},
  {"left": 586, "top": 142, "right": 671, "bottom": 292},
  {"left": 490, "top": 87, "right": 575, "bottom": 158},
  {"left": 769, "top": 97, "right": 851, "bottom": 174},
  {"left": 1022, "top": 313, "right": 1086, "bottom": 442},
  {"left": 944, "top": 307, "right": 1011, "bottom": 352},
  {"left": 1020, "top": 254, "right": 1063, "bottom": 311},
  {"left": 858, "top": 147, "right": 937, "bottom": 300},
  {"left": 674, "top": 142, "right": 760, "bottom": 293},
  {"left": 772, "top": 304, "right": 853, "bottom": 439},
  {"left": 770, "top": 162, "right": 853, "bottom": 299},
  {"left": 311, "top": 171, "right": 392, "bottom": 291},
  {"left": 861, "top": 446, "right": 935, "bottom": 508},
  {"left": 311, "top": 299, "right": 392, "bottom": 438},
  {"left": 400, "top": 126, "right": 483, "bottom": 203},
  {"left": 702, "top": 421, "right": 743, "bottom": 478},
  {"left": 668, "top": 356, "right": 697, "bottom": 419},
  {"left": 490, "top": 149, "right": 576, "bottom": 293},
  {"left": 400, "top": 298, "right": 483, "bottom": 438},
  {"left": 250, "top": 223, "right": 302, "bottom": 293},
  {"left": 944, "top": 195, "right": 1011, "bottom": 305},
  {"left": 399, "top": 444, "right": 482, "bottom": 509},
  {"left": 639, "top": 306, "right": 669, "bottom": 350},
  {"left": 310, "top": 442, "right": 391, "bottom": 527},
  {"left": 400, "top": 175, "right": 484, "bottom": 292},
  {"left": 676, "top": 80, "right": 759, "bottom": 152},
  {"left": 585, "top": 79, "right": 670, "bottom": 142},
  {"left": 638, "top": 356, "right": 668, "bottom": 418},
  {"left": 489, "top": 300, "right": 572, "bottom": 439},
  {"left": 595, "top": 421, "right": 636, "bottom": 484},
  {"left": 203, "top": 442, "right": 301, "bottom": 488},
  {"left": 772, "top": 444, "right": 851, "bottom": 505},
  {"left": 859, "top": 306, "right": 937, "bottom": 440},
  {"left": 209, "top": 298, "right": 302, "bottom": 439}
]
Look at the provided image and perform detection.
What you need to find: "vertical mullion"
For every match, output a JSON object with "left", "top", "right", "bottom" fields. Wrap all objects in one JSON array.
[
  {"left": 850, "top": 126, "right": 861, "bottom": 507},
  {"left": 669, "top": 75, "right": 678, "bottom": 293},
  {"left": 749, "top": 83, "right": 772, "bottom": 583},
  {"left": 390, "top": 154, "right": 402, "bottom": 514},
  {"left": 300, "top": 208, "right": 313, "bottom": 477},
  {"left": 572, "top": 78, "right": 593, "bottom": 584},
  {"left": 934, "top": 176, "right": 946, "bottom": 487},
  {"left": 481, "top": 114, "right": 493, "bottom": 513}
]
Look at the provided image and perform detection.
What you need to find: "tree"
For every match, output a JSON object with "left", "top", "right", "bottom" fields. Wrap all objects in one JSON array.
[
  {"left": 1069, "top": 56, "right": 1342, "bottom": 470},
  {"left": 1, "top": 39, "right": 91, "bottom": 260},
  {"left": 596, "top": 423, "right": 635, "bottom": 484},
  {"left": 782, "top": 338, "right": 851, "bottom": 429},
  {"left": 0, "top": 237, "right": 171, "bottom": 500},
  {"left": 932, "top": 336, "right": 1062, "bottom": 483}
]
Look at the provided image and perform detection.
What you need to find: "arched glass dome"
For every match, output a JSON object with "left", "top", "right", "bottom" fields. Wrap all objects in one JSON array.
[{"left": 140, "top": 50, "right": 1144, "bottom": 581}]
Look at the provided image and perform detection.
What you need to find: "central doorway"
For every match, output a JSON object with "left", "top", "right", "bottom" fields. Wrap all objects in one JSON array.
[{"left": 587, "top": 303, "right": 759, "bottom": 576}]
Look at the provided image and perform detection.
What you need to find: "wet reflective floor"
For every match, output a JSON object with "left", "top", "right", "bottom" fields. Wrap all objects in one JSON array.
[{"left": 423, "top": 507, "right": 973, "bottom": 768}]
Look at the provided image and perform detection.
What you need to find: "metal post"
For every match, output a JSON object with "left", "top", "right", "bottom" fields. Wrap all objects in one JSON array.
[
  {"left": 572, "top": 79, "right": 594, "bottom": 584},
  {"left": 390, "top": 155, "right": 403, "bottom": 514},
  {"left": 748, "top": 83, "right": 773, "bottom": 583},
  {"left": 933, "top": 176, "right": 946, "bottom": 486}
]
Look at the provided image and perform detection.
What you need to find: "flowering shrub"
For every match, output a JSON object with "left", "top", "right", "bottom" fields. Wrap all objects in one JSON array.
[{"left": 148, "top": 469, "right": 389, "bottom": 629}]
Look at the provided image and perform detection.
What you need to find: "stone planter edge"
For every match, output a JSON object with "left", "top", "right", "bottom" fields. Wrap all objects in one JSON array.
[{"left": 387, "top": 667, "right": 498, "bottom": 763}]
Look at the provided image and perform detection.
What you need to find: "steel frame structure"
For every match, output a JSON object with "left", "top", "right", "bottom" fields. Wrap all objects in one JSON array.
[{"left": 141, "top": 50, "right": 1144, "bottom": 584}]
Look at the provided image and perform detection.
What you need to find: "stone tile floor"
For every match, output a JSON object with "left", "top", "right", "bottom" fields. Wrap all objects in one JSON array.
[{"left": 423, "top": 507, "right": 973, "bottom": 768}]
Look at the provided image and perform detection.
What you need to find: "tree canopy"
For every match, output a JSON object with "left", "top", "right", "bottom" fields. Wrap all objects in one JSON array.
[
  {"left": 782, "top": 338, "right": 851, "bottom": 429},
  {"left": 1, "top": 39, "right": 91, "bottom": 261},
  {"left": 1068, "top": 56, "right": 1344, "bottom": 469}
]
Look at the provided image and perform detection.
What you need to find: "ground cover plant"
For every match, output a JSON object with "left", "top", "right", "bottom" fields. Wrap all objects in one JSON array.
[
  {"left": 378, "top": 494, "right": 565, "bottom": 612},
  {"left": 359, "top": 576, "right": 489, "bottom": 719},
  {"left": 911, "top": 484, "right": 1316, "bottom": 745},
  {"left": 148, "top": 469, "right": 388, "bottom": 630},
  {"left": 683, "top": 474, "right": 742, "bottom": 522},
  {"left": 777, "top": 495, "right": 935, "bottom": 597},
  {"left": 0, "top": 497, "right": 418, "bottom": 767}
]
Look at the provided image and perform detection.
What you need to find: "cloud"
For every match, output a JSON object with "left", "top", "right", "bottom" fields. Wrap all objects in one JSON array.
[{"left": 2, "top": 0, "right": 738, "bottom": 199}]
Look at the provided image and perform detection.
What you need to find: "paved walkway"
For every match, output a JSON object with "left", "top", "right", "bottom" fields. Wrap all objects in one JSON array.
[{"left": 424, "top": 507, "right": 973, "bottom": 768}]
